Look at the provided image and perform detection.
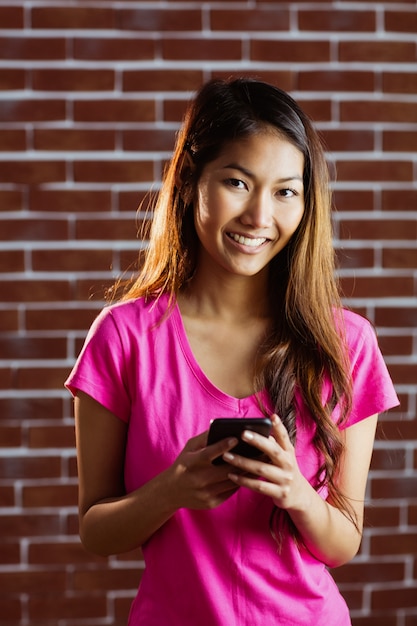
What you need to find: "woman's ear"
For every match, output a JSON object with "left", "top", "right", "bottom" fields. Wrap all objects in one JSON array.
[{"left": 175, "top": 150, "right": 196, "bottom": 205}]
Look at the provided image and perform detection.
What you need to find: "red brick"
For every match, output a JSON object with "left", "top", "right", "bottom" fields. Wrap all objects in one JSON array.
[
  {"left": 25, "top": 307, "right": 99, "bottom": 331},
  {"left": 383, "top": 130, "right": 417, "bottom": 152},
  {"left": 0, "top": 455, "right": 61, "bottom": 480},
  {"left": 16, "top": 366, "right": 70, "bottom": 390},
  {"left": 0, "top": 67, "right": 25, "bottom": 90},
  {"left": 73, "top": 567, "right": 141, "bottom": 591},
  {"left": 0, "top": 190, "right": 23, "bottom": 212},
  {"left": 297, "top": 99, "right": 332, "bottom": 122},
  {"left": 74, "top": 99, "right": 155, "bottom": 122},
  {"left": 34, "top": 128, "right": 116, "bottom": 151},
  {"left": 251, "top": 40, "right": 330, "bottom": 63},
  {"left": 0, "top": 485, "right": 15, "bottom": 507},
  {"left": 333, "top": 561, "right": 404, "bottom": 584},
  {"left": 118, "top": 189, "right": 157, "bottom": 212},
  {"left": 364, "top": 504, "right": 400, "bottom": 528},
  {"left": 74, "top": 36, "right": 155, "bottom": 61},
  {"left": 0, "top": 219, "right": 68, "bottom": 241},
  {"left": 1, "top": 540, "right": 20, "bottom": 564},
  {"left": 0, "top": 280, "right": 71, "bottom": 303},
  {"left": 0, "top": 37, "right": 66, "bottom": 60},
  {"left": 0, "top": 99, "right": 66, "bottom": 123},
  {"left": 372, "top": 587, "right": 417, "bottom": 611},
  {"left": 29, "top": 188, "right": 112, "bottom": 213},
  {"left": 0, "top": 309, "right": 19, "bottom": 332},
  {"left": 0, "top": 426, "right": 21, "bottom": 447},
  {"left": 118, "top": 8, "right": 201, "bottom": 31},
  {"left": 323, "top": 128, "right": 374, "bottom": 151},
  {"left": 28, "top": 425, "right": 75, "bottom": 449},
  {"left": 23, "top": 483, "right": 78, "bottom": 508},
  {"left": 335, "top": 248, "right": 375, "bottom": 270},
  {"left": 0, "top": 336, "right": 67, "bottom": 360},
  {"left": 341, "top": 100, "right": 417, "bottom": 123},
  {"left": 75, "top": 279, "right": 113, "bottom": 302},
  {"left": 31, "top": 68, "right": 115, "bottom": 91},
  {"left": 163, "top": 98, "right": 191, "bottom": 122},
  {"left": 0, "top": 570, "right": 66, "bottom": 594},
  {"left": 377, "top": 416, "right": 417, "bottom": 442},
  {"left": 337, "top": 160, "right": 413, "bottom": 182},
  {"left": 351, "top": 616, "right": 397, "bottom": 626},
  {"left": 32, "top": 6, "right": 115, "bottom": 29},
  {"left": 0, "top": 397, "right": 63, "bottom": 421},
  {"left": 0, "top": 129, "right": 26, "bottom": 151},
  {"left": 29, "top": 541, "right": 100, "bottom": 565},
  {"left": 0, "top": 6, "right": 24, "bottom": 27},
  {"left": 299, "top": 9, "right": 376, "bottom": 32},
  {"left": 371, "top": 528, "right": 417, "bottom": 555},
  {"left": 122, "top": 129, "right": 176, "bottom": 152},
  {"left": 383, "top": 72, "right": 417, "bottom": 94},
  {"left": 0, "top": 250, "right": 24, "bottom": 272},
  {"left": 340, "top": 219, "right": 417, "bottom": 241},
  {"left": 376, "top": 306, "right": 417, "bottom": 329},
  {"left": 210, "top": 8, "right": 289, "bottom": 31},
  {"left": 123, "top": 69, "right": 202, "bottom": 92},
  {"left": 211, "top": 69, "right": 294, "bottom": 93},
  {"left": 339, "top": 40, "right": 416, "bottom": 63},
  {"left": 333, "top": 190, "right": 375, "bottom": 212},
  {"left": 298, "top": 70, "right": 375, "bottom": 93},
  {"left": 0, "top": 161, "right": 66, "bottom": 184},
  {"left": 73, "top": 160, "right": 154, "bottom": 184},
  {"left": 371, "top": 447, "right": 407, "bottom": 471},
  {"left": 75, "top": 218, "right": 138, "bottom": 240},
  {"left": 383, "top": 248, "right": 417, "bottom": 269},
  {"left": 378, "top": 334, "right": 413, "bottom": 356},
  {"left": 32, "top": 249, "right": 112, "bottom": 272},
  {"left": 341, "top": 275, "right": 414, "bottom": 298},
  {"left": 385, "top": 10, "right": 417, "bottom": 33},
  {"left": 388, "top": 364, "right": 417, "bottom": 386},
  {"left": 382, "top": 189, "right": 417, "bottom": 212},
  {"left": 162, "top": 38, "right": 242, "bottom": 61},
  {"left": 28, "top": 593, "right": 107, "bottom": 620}
]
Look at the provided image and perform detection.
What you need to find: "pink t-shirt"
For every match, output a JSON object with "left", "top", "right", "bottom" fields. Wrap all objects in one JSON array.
[{"left": 65, "top": 295, "right": 399, "bottom": 626}]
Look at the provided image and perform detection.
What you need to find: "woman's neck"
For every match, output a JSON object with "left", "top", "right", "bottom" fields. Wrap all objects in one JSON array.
[{"left": 179, "top": 267, "right": 271, "bottom": 324}]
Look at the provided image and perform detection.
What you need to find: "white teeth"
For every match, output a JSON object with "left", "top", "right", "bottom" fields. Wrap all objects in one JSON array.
[{"left": 229, "top": 233, "right": 267, "bottom": 247}]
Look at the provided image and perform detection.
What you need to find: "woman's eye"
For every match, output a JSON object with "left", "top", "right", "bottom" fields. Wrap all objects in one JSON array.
[
  {"left": 278, "top": 188, "right": 297, "bottom": 198},
  {"left": 226, "top": 178, "right": 246, "bottom": 190}
]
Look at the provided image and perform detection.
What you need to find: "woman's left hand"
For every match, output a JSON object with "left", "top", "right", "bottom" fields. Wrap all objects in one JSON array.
[{"left": 223, "top": 414, "right": 307, "bottom": 511}]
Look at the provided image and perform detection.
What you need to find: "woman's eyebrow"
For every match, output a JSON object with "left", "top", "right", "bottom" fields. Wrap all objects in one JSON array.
[{"left": 222, "top": 163, "right": 303, "bottom": 184}]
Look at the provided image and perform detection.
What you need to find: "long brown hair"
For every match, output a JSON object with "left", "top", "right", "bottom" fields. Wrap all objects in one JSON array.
[{"left": 117, "top": 77, "right": 355, "bottom": 533}]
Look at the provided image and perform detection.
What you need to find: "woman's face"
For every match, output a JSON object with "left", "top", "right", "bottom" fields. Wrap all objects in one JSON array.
[{"left": 193, "top": 128, "right": 305, "bottom": 280}]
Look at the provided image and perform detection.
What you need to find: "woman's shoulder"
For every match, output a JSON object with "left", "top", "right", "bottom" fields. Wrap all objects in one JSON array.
[
  {"left": 338, "top": 307, "right": 381, "bottom": 361},
  {"left": 100, "top": 293, "right": 171, "bottom": 325}
]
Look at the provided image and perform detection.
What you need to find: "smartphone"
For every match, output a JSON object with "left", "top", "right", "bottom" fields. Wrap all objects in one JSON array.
[{"left": 207, "top": 417, "right": 272, "bottom": 465}]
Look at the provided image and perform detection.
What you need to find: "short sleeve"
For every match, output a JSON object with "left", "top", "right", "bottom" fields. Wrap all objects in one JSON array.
[
  {"left": 65, "top": 307, "right": 131, "bottom": 422},
  {"left": 342, "top": 313, "right": 399, "bottom": 428}
]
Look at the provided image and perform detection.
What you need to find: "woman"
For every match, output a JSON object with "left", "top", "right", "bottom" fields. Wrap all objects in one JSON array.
[{"left": 66, "top": 78, "right": 399, "bottom": 625}]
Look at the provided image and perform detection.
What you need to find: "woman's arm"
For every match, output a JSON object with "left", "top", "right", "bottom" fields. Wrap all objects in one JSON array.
[
  {"left": 224, "top": 414, "right": 378, "bottom": 568},
  {"left": 75, "top": 391, "right": 239, "bottom": 556}
]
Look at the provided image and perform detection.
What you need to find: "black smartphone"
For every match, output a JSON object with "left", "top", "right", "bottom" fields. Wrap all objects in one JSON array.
[{"left": 207, "top": 417, "right": 272, "bottom": 465}]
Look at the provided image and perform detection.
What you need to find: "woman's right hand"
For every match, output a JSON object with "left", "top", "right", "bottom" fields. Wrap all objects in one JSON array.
[
  {"left": 166, "top": 431, "right": 241, "bottom": 510},
  {"left": 75, "top": 390, "right": 241, "bottom": 556}
]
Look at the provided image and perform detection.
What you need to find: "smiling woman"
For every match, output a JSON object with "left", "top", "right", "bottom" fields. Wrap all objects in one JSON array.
[{"left": 65, "top": 78, "right": 399, "bottom": 626}]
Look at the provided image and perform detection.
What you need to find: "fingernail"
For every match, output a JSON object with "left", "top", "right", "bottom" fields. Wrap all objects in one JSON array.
[
  {"left": 223, "top": 452, "right": 235, "bottom": 461},
  {"left": 242, "top": 430, "right": 254, "bottom": 440}
]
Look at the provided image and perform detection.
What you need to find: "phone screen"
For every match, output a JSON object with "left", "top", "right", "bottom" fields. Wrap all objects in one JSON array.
[{"left": 207, "top": 417, "right": 272, "bottom": 465}]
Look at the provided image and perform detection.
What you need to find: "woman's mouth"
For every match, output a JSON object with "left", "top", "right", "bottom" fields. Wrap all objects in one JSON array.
[{"left": 227, "top": 232, "right": 268, "bottom": 247}]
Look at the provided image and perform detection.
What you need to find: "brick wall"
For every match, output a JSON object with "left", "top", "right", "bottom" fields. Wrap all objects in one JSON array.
[{"left": 0, "top": 1, "right": 416, "bottom": 624}]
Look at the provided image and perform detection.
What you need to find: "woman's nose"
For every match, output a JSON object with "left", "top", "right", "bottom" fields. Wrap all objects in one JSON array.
[{"left": 239, "top": 192, "right": 273, "bottom": 228}]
